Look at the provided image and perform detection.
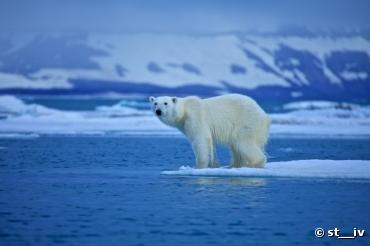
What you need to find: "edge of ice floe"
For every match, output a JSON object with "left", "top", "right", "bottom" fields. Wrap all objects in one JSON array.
[{"left": 161, "top": 159, "right": 370, "bottom": 180}]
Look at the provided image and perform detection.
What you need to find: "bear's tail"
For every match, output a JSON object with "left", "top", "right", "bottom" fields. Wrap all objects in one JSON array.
[{"left": 258, "top": 114, "right": 271, "bottom": 147}]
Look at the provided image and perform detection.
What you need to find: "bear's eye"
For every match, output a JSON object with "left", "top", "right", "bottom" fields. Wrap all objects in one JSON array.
[
  {"left": 154, "top": 102, "right": 157, "bottom": 106},
  {"left": 164, "top": 102, "right": 168, "bottom": 106}
]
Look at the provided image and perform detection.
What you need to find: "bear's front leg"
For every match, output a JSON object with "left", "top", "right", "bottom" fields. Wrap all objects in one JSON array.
[
  {"left": 209, "top": 144, "right": 220, "bottom": 168},
  {"left": 183, "top": 118, "right": 214, "bottom": 169},
  {"left": 191, "top": 135, "right": 213, "bottom": 169}
]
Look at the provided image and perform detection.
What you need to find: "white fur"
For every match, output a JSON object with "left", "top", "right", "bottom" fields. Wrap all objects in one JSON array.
[{"left": 149, "top": 94, "right": 270, "bottom": 168}]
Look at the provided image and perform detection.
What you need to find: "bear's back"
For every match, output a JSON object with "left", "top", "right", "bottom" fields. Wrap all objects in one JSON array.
[
  {"left": 203, "top": 94, "right": 268, "bottom": 143},
  {"left": 203, "top": 94, "right": 264, "bottom": 116}
]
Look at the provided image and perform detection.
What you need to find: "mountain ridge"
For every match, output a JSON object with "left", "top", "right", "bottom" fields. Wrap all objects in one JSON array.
[{"left": 0, "top": 32, "right": 369, "bottom": 101}]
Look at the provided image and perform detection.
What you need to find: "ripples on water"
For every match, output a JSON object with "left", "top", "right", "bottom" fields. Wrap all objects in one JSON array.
[{"left": 0, "top": 136, "right": 369, "bottom": 245}]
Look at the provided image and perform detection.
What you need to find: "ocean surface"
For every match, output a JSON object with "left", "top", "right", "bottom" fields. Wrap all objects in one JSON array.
[{"left": 1, "top": 135, "right": 370, "bottom": 246}]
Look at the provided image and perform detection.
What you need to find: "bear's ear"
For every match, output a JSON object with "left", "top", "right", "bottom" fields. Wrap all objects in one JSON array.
[
  {"left": 172, "top": 97, "right": 177, "bottom": 103},
  {"left": 149, "top": 96, "right": 155, "bottom": 103}
]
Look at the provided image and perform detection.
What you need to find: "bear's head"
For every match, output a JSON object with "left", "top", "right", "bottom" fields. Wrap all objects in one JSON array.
[{"left": 149, "top": 96, "right": 184, "bottom": 127}]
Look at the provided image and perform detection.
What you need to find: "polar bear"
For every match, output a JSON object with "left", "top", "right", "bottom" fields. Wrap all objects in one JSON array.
[{"left": 149, "top": 94, "right": 270, "bottom": 169}]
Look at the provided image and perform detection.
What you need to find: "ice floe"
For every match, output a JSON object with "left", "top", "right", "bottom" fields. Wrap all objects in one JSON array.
[{"left": 161, "top": 160, "right": 370, "bottom": 180}]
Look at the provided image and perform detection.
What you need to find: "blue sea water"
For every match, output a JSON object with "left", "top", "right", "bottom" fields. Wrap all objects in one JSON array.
[{"left": 0, "top": 136, "right": 370, "bottom": 246}]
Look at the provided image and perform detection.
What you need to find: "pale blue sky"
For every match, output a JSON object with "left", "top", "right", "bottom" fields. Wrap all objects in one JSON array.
[{"left": 0, "top": 0, "right": 369, "bottom": 33}]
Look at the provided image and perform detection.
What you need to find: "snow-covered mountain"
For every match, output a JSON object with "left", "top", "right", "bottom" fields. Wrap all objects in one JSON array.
[{"left": 0, "top": 32, "right": 369, "bottom": 101}]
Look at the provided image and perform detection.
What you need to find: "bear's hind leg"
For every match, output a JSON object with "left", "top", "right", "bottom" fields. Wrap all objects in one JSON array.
[
  {"left": 234, "top": 141, "right": 266, "bottom": 168},
  {"left": 247, "top": 145, "right": 266, "bottom": 168},
  {"left": 230, "top": 146, "right": 242, "bottom": 168}
]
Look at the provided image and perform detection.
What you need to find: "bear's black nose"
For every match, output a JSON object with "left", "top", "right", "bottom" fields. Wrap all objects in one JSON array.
[{"left": 156, "top": 109, "right": 162, "bottom": 116}]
